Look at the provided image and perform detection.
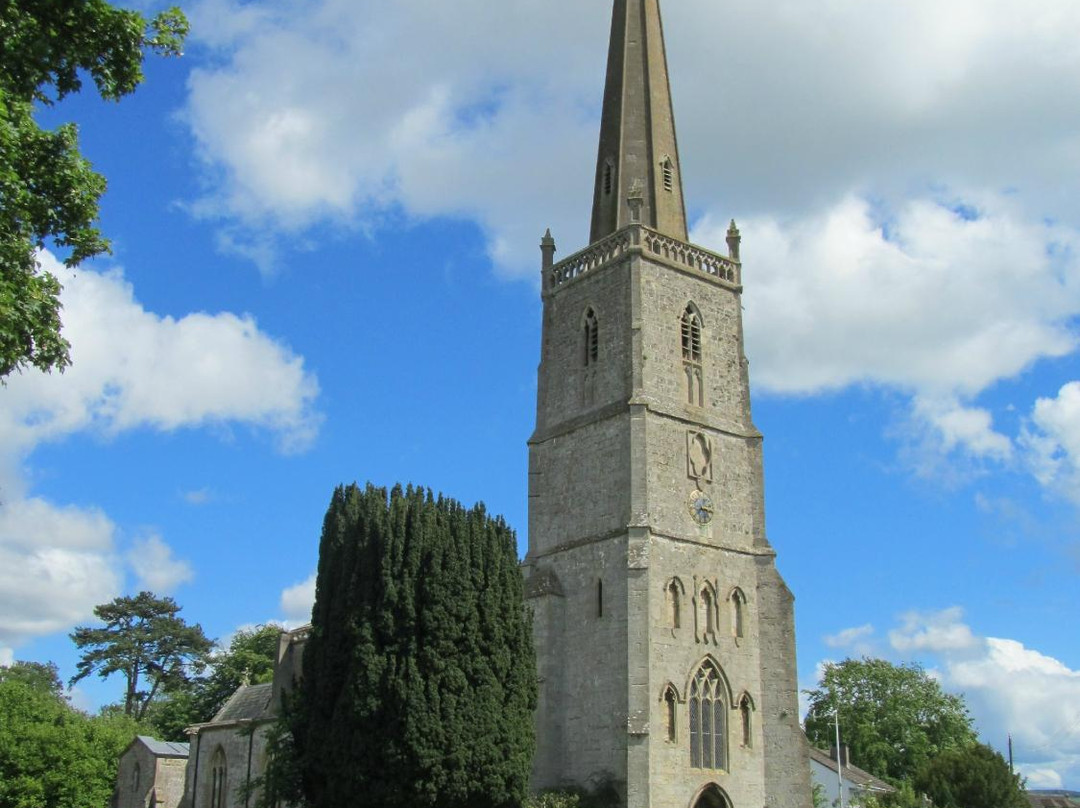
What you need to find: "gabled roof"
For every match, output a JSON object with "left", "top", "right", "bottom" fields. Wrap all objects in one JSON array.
[
  {"left": 809, "top": 746, "right": 895, "bottom": 794},
  {"left": 136, "top": 736, "right": 189, "bottom": 758},
  {"left": 212, "top": 682, "right": 275, "bottom": 723}
]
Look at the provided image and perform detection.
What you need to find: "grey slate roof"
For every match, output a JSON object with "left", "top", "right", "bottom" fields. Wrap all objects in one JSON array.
[
  {"left": 808, "top": 746, "right": 895, "bottom": 794},
  {"left": 212, "top": 682, "right": 275, "bottom": 723},
  {"left": 137, "top": 736, "right": 189, "bottom": 757}
]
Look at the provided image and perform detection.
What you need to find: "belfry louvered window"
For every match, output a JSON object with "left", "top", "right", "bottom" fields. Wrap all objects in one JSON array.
[
  {"left": 584, "top": 308, "right": 599, "bottom": 366},
  {"left": 681, "top": 306, "right": 702, "bottom": 362},
  {"left": 689, "top": 660, "right": 728, "bottom": 770},
  {"left": 661, "top": 157, "right": 675, "bottom": 192}
]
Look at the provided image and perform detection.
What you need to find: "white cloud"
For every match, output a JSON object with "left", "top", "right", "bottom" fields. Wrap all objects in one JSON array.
[
  {"left": 181, "top": 488, "right": 215, "bottom": 506},
  {"left": 127, "top": 534, "right": 195, "bottom": 593},
  {"left": 0, "top": 252, "right": 321, "bottom": 457},
  {"left": 825, "top": 626, "right": 876, "bottom": 648},
  {"left": 692, "top": 196, "right": 1080, "bottom": 400},
  {"left": 181, "top": 0, "right": 1080, "bottom": 278},
  {"left": 0, "top": 497, "right": 121, "bottom": 648},
  {"left": 882, "top": 608, "right": 1080, "bottom": 786},
  {"left": 0, "top": 250, "right": 322, "bottom": 655},
  {"left": 1022, "top": 382, "right": 1080, "bottom": 502},
  {"left": 280, "top": 573, "right": 316, "bottom": 626},
  {"left": 889, "top": 607, "right": 980, "bottom": 654}
]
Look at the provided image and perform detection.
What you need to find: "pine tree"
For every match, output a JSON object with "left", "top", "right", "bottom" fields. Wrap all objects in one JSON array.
[{"left": 285, "top": 483, "right": 536, "bottom": 808}]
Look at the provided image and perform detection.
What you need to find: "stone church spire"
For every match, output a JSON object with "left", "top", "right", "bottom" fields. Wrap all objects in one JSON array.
[{"left": 589, "top": 0, "right": 689, "bottom": 244}]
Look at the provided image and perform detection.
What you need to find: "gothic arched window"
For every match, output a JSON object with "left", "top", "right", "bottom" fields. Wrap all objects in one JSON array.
[
  {"left": 731, "top": 588, "right": 747, "bottom": 639},
  {"left": 689, "top": 660, "right": 728, "bottom": 770},
  {"left": 668, "top": 579, "right": 682, "bottom": 629},
  {"left": 681, "top": 305, "right": 703, "bottom": 406},
  {"left": 664, "top": 686, "right": 678, "bottom": 742},
  {"left": 740, "top": 694, "right": 754, "bottom": 748},
  {"left": 701, "top": 587, "right": 716, "bottom": 639},
  {"left": 583, "top": 308, "right": 599, "bottom": 367},
  {"left": 210, "top": 747, "right": 227, "bottom": 808}
]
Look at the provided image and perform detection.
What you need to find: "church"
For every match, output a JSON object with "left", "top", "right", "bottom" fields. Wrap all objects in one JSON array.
[{"left": 131, "top": 2, "right": 812, "bottom": 806}]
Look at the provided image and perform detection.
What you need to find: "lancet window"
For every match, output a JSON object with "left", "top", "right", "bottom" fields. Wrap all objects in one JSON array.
[
  {"left": 731, "top": 588, "right": 747, "bottom": 639},
  {"left": 583, "top": 308, "right": 599, "bottom": 366},
  {"left": 689, "top": 660, "right": 728, "bottom": 770},
  {"left": 664, "top": 686, "right": 678, "bottom": 742},
  {"left": 668, "top": 578, "right": 683, "bottom": 629},
  {"left": 740, "top": 694, "right": 754, "bottom": 748},
  {"left": 661, "top": 157, "right": 675, "bottom": 193},
  {"left": 681, "top": 305, "right": 703, "bottom": 406},
  {"left": 210, "top": 747, "right": 227, "bottom": 808},
  {"left": 701, "top": 586, "right": 716, "bottom": 639}
]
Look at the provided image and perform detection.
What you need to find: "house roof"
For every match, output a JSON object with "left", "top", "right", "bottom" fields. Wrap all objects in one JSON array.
[
  {"left": 136, "top": 736, "right": 189, "bottom": 758},
  {"left": 1028, "top": 793, "right": 1080, "bottom": 808},
  {"left": 809, "top": 746, "right": 895, "bottom": 794},
  {"left": 212, "top": 682, "right": 275, "bottom": 723}
]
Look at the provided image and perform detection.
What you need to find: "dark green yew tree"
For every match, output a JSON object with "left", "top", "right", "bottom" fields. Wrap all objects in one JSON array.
[{"left": 283, "top": 483, "right": 536, "bottom": 808}]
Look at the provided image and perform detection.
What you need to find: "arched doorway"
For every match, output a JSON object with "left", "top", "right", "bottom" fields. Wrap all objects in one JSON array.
[{"left": 691, "top": 783, "right": 730, "bottom": 808}]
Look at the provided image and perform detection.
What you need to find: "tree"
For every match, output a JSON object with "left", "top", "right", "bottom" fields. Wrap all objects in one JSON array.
[
  {"left": 0, "top": 660, "right": 64, "bottom": 696},
  {"left": 913, "top": 743, "right": 1027, "bottom": 808},
  {"left": 70, "top": 591, "right": 213, "bottom": 721},
  {"left": 268, "top": 483, "right": 537, "bottom": 808},
  {"left": 145, "top": 623, "right": 282, "bottom": 741},
  {"left": 804, "top": 658, "right": 977, "bottom": 785},
  {"left": 0, "top": 0, "right": 188, "bottom": 379},
  {"left": 0, "top": 670, "right": 145, "bottom": 808}
]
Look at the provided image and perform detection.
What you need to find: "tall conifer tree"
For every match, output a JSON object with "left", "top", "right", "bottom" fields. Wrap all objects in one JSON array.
[{"left": 286, "top": 483, "right": 536, "bottom": 808}]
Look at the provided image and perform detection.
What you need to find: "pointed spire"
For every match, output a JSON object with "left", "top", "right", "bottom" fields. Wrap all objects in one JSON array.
[{"left": 590, "top": 0, "right": 688, "bottom": 244}]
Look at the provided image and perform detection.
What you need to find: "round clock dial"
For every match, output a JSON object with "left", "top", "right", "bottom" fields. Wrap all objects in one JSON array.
[{"left": 688, "top": 490, "right": 714, "bottom": 525}]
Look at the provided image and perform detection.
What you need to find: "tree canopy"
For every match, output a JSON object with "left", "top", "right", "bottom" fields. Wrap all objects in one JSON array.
[
  {"left": 0, "top": 0, "right": 188, "bottom": 379},
  {"left": 0, "top": 666, "right": 144, "bottom": 808},
  {"left": 913, "top": 743, "right": 1027, "bottom": 808},
  {"left": 269, "top": 483, "right": 537, "bottom": 808},
  {"left": 145, "top": 623, "right": 282, "bottom": 741},
  {"left": 70, "top": 591, "right": 213, "bottom": 721},
  {"left": 804, "top": 658, "right": 977, "bottom": 785}
]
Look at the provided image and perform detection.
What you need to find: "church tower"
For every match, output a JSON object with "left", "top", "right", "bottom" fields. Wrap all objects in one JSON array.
[{"left": 523, "top": 2, "right": 812, "bottom": 807}]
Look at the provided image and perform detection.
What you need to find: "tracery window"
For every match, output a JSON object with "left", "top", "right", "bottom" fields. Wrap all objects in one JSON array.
[
  {"left": 689, "top": 660, "right": 728, "bottom": 770},
  {"left": 681, "top": 305, "right": 703, "bottom": 406},
  {"left": 210, "top": 747, "right": 227, "bottom": 808}
]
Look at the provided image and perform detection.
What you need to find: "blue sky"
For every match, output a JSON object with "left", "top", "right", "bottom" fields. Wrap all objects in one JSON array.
[{"left": 3, "top": 0, "right": 1080, "bottom": 790}]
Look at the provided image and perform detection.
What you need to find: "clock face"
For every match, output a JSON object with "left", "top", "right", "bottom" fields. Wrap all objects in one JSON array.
[{"left": 688, "top": 490, "right": 714, "bottom": 525}]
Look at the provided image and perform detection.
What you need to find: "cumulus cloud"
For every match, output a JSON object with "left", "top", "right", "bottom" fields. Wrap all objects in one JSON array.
[
  {"left": 182, "top": 0, "right": 1080, "bottom": 276},
  {"left": 280, "top": 573, "right": 316, "bottom": 626},
  {"left": 883, "top": 608, "right": 1080, "bottom": 786},
  {"left": 127, "top": 534, "right": 195, "bottom": 593},
  {"left": 0, "top": 250, "right": 321, "bottom": 654},
  {"left": 824, "top": 624, "right": 875, "bottom": 654},
  {"left": 1022, "top": 382, "right": 1080, "bottom": 503},
  {"left": 0, "top": 496, "right": 120, "bottom": 649},
  {"left": 0, "top": 253, "right": 321, "bottom": 457}
]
